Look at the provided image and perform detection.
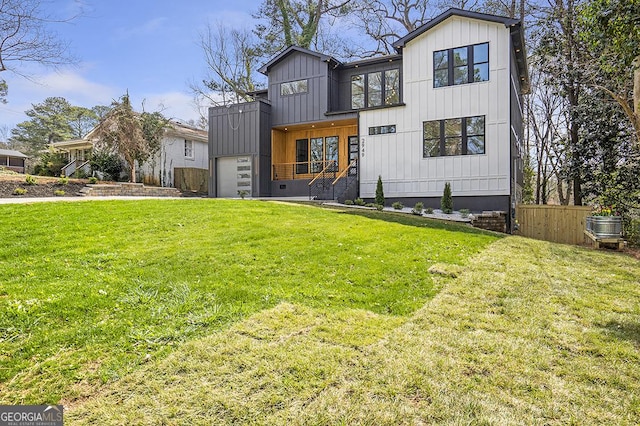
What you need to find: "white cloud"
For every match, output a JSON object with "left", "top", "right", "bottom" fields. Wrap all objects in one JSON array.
[
  {"left": 0, "top": 69, "right": 119, "bottom": 129},
  {"left": 134, "top": 91, "right": 202, "bottom": 123}
]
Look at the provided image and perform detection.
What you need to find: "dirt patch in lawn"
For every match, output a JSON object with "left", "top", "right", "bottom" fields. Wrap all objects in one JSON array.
[{"left": 0, "top": 173, "right": 87, "bottom": 198}]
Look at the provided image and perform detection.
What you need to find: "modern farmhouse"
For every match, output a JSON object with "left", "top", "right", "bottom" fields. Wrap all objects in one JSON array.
[{"left": 208, "top": 8, "right": 529, "bottom": 224}]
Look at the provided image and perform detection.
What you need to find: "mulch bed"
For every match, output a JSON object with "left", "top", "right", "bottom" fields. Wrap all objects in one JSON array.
[{"left": 0, "top": 174, "right": 86, "bottom": 198}]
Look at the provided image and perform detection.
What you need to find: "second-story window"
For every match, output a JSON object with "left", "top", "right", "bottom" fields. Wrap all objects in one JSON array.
[
  {"left": 351, "top": 69, "right": 400, "bottom": 110},
  {"left": 281, "top": 79, "right": 308, "bottom": 96},
  {"left": 433, "top": 42, "right": 489, "bottom": 88}
]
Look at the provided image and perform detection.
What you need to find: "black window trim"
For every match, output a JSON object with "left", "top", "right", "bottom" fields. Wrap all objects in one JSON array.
[
  {"left": 351, "top": 68, "right": 401, "bottom": 110},
  {"left": 433, "top": 42, "right": 489, "bottom": 88},
  {"left": 423, "top": 115, "right": 486, "bottom": 158}
]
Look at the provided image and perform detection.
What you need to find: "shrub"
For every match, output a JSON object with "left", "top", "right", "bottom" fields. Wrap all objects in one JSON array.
[
  {"left": 441, "top": 182, "right": 453, "bottom": 214},
  {"left": 375, "top": 204, "right": 384, "bottom": 211},
  {"left": 33, "top": 152, "right": 67, "bottom": 176},
  {"left": 25, "top": 175, "right": 37, "bottom": 185},
  {"left": 54, "top": 190, "right": 66, "bottom": 196},
  {"left": 626, "top": 217, "right": 640, "bottom": 247},
  {"left": 459, "top": 208, "right": 470, "bottom": 218},
  {"left": 90, "top": 150, "right": 123, "bottom": 181},
  {"left": 354, "top": 198, "right": 366, "bottom": 206},
  {"left": 237, "top": 190, "right": 249, "bottom": 199},
  {"left": 88, "top": 176, "right": 98, "bottom": 184},
  {"left": 412, "top": 202, "right": 424, "bottom": 215},
  {"left": 392, "top": 201, "right": 404, "bottom": 210},
  {"left": 344, "top": 199, "right": 354, "bottom": 205},
  {"left": 58, "top": 176, "right": 69, "bottom": 185},
  {"left": 425, "top": 207, "right": 434, "bottom": 214},
  {"left": 13, "top": 188, "right": 27, "bottom": 195},
  {"left": 375, "top": 175, "right": 385, "bottom": 206},
  {"left": 365, "top": 203, "right": 376, "bottom": 208}
]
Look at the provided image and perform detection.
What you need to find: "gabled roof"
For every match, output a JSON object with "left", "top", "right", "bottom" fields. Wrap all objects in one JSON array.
[
  {"left": 165, "top": 120, "right": 207, "bottom": 142},
  {"left": 392, "top": 8, "right": 529, "bottom": 94},
  {"left": 0, "top": 148, "right": 28, "bottom": 158},
  {"left": 393, "top": 8, "right": 519, "bottom": 50},
  {"left": 258, "top": 46, "right": 341, "bottom": 75}
]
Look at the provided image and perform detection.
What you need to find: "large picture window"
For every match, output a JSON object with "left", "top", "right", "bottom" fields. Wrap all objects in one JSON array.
[
  {"left": 433, "top": 42, "right": 489, "bottom": 88},
  {"left": 296, "top": 136, "right": 340, "bottom": 174},
  {"left": 423, "top": 116, "right": 485, "bottom": 157},
  {"left": 351, "top": 69, "right": 400, "bottom": 109}
]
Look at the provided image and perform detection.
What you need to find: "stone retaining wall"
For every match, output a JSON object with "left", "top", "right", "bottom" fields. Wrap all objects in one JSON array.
[
  {"left": 472, "top": 211, "right": 507, "bottom": 233},
  {"left": 78, "top": 183, "right": 182, "bottom": 197}
]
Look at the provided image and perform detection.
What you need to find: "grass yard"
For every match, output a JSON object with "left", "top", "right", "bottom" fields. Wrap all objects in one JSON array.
[
  {"left": 0, "top": 199, "right": 495, "bottom": 405},
  {"left": 68, "top": 235, "right": 640, "bottom": 425}
]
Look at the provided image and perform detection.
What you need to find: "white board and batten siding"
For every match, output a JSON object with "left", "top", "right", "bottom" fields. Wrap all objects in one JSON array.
[{"left": 359, "top": 17, "right": 512, "bottom": 199}]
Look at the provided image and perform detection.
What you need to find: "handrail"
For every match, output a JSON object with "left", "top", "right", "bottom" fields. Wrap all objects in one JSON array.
[
  {"left": 332, "top": 159, "right": 357, "bottom": 185},
  {"left": 308, "top": 160, "right": 337, "bottom": 186}
]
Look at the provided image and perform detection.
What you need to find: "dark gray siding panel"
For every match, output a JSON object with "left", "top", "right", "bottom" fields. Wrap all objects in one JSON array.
[
  {"left": 208, "top": 100, "right": 272, "bottom": 197},
  {"left": 336, "top": 60, "right": 403, "bottom": 112},
  {"left": 510, "top": 49, "right": 524, "bottom": 187},
  {"left": 268, "top": 52, "right": 329, "bottom": 126}
]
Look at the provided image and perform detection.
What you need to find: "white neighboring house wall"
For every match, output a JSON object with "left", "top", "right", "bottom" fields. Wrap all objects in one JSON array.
[
  {"left": 359, "top": 16, "right": 513, "bottom": 200},
  {"left": 138, "top": 134, "right": 207, "bottom": 187}
]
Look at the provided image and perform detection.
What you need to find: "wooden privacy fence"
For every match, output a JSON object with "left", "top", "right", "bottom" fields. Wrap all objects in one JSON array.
[
  {"left": 174, "top": 167, "right": 208, "bottom": 194},
  {"left": 516, "top": 204, "right": 592, "bottom": 245}
]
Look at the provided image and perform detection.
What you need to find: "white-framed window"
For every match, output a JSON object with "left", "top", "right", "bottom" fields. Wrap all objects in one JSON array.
[{"left": 184, "top": 140, "right": 194, "bottom": 159}]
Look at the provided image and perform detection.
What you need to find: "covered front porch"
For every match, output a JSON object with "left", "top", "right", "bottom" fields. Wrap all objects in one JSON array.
[
  {"left": 51, "top": 139, "right": 93, "bottom": 177},
  {"left": 270, "top": 119, "right": 359, "bottom": 199}
]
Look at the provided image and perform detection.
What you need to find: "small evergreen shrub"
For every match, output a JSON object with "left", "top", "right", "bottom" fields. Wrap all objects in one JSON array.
[
  {"left": 459, "top": 208, "right": 470, "bottom": 218},
  {"left": 25, "top": 175, "right": 37, "bottom": 185},
  {"left": 375, "top": 175, "right": 385, "bottom": 206},
  {"left": 425, "top": 207, "right": 434, "bottom": 214},
  {"left": 375, "top": 204, "right": 384, "bottom": 211},
  {"left": 88, "top": 176, "right": 98, "bottom": 184},
  {"left": 392, "top": 201, "right": 404, "bottom": 210},
  {"left": 441, "top": 182, "right": 453, "bottom": 214},
  {"left": 344, "top": 199, "right": 355, "bottom": 205},
  {"left": 54, "top": 190, "right": 66, "bottom": 196},
  {"left": 58, "top": 176, "right": 69, "bottom": 185},
  {"left": 365, "top": 203, "right": 376, "bottom": 208},
  {"left": 412, "top": 202, "right": 424, "bottom": 215},
  {"left": 237, "top": 190, "right": 250, "bottom": 199},
  {"left": 354, "top": 198, "right": 366, "bottom": 206},
  {"left": 13, "top": 188, "right": 27, "bottom": 195}
]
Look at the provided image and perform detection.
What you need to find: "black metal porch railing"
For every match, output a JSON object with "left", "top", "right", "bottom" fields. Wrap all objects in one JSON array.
[{"left": 308, "top": 161, "right": 340, "bottom": 200}]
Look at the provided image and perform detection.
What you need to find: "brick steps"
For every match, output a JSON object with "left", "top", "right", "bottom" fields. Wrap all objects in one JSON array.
[{"left": 77, "top": 183, "right": 182, "bottom": 197}]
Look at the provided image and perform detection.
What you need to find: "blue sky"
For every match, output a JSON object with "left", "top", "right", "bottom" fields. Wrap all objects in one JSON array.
[{"left": 0, "top": 0, "right": 259, "bottom": 133}]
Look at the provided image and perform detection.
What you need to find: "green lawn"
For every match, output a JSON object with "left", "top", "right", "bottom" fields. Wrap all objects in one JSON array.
[
  {"left": 0, "top": 199, "right": 495, "bottom": 405},
  {"left": 69, "top": 235, "right": 640, "bottom": 425}
]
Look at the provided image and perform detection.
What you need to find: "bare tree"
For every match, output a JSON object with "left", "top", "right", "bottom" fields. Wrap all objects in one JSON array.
[
  {"left": 348, "top": 0, "right": 432, "bottom": 56},
  {"left": 0, "top": 0, "right": 79, "bottom": 102},
  {"left": 190, "top": 24, "right": 264, "bottom": 110},
  {"left": 254, "top": 0, "right": 353, "bottom": 56}
]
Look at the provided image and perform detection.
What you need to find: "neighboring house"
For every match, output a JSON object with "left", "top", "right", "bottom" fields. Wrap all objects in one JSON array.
[
  {"left": 208, "top": 8, "right": 529, "bottom": 229},
  {"left": 52, "top": 121, "right": 208, "bottom": 189},
  {"left": 0, "top": 149, "right": 28, "bottom": 173}
]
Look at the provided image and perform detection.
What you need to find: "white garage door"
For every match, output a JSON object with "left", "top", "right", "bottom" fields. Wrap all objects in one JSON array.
[{"left": 217, "top": 156, "right": 252, "bottom": 198}]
